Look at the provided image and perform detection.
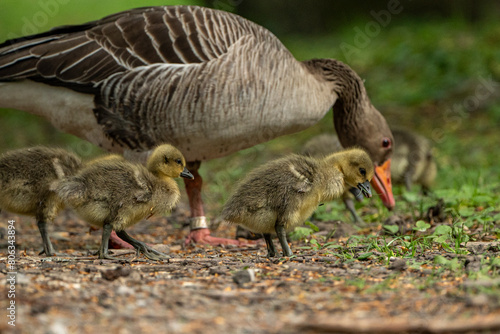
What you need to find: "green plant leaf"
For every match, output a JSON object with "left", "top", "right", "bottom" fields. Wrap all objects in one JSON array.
[
  {"left": 305, "top": 221, "right": 320, "bottom": 232},
  {"left": 434, "top": 225, "right": 452, "bottom": 236},
  {"left": 458, "top": 207, "right": 475, "bottom": 217},
  {"left": 403, "top": 192, "right": 419, "bottom": 203},
  {"left": 310, "top": 238, "right": 320, "bottom": 246},
  {"left": 358, "top": 252, "right": 373, "bottom": 260},
  {"left": 414, "top": 220, "right": 431, "bottom": 232},
  {"left": 434, "top": 255, "right": 449, "bottom": 265},
  {"left": 434, "top": 235, "right": 449, "bottom": 243},
  {"left": 383, "top": 225, "right": 400, "bottom": 234},
  {"left": 324, "top": 242, "right": 341, "bottom": 249},
  {"left": 289, "top": 227, "right": 314, "bottom": 241}
]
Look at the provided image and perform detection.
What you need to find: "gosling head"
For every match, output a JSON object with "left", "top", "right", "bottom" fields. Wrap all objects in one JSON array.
[
  {"left": 337, "top": 148, "right": 375, "bottom": 199},
  {"left": 147, "top": 144, "right": 194, "bottom": 180}
]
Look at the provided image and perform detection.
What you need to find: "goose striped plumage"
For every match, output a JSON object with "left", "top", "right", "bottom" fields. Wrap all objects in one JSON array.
[{"left": 0, "top": 6, "right": 395, "bottom": 244}]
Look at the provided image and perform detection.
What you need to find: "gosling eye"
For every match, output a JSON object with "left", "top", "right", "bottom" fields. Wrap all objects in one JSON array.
[
  {"left": 382, "top": 137, "right": 392, "bottom": 149},
  {"left": 359, "top": 168, "right": 366, "bottom": 177},
  {"left": 175, "top": 159, "right": 182, "bottom": 165}
]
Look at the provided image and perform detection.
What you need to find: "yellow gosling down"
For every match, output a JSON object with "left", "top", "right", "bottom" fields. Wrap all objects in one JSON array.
[
  {"left": 221, "top": 148, "right": 374, "bottom": 257},
  {"left": 54, "top": 144, "right": 194, "bottom": 261},
  {"left": 302, "top": 134, "right": 370, "bottom": 224},
  {"left": 0, "top": 146, "right": 82, "bottom": 256}
]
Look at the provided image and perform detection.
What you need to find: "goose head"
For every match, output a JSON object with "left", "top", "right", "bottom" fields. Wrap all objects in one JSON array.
[
  {"left": 336, "top": 148, "right": 375, "bottom": 199},
  {"left": 147, "top": 144, "right": 194, "bottom": 180},
  {"left": 304, "top": 58, "right": 395, "bottom": 209}
]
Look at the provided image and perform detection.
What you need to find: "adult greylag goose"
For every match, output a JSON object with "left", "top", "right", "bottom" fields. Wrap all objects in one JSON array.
[
  {"left": 221, "top": 148, "right": 374, "bottom": 257},
  {"left": 53, "top": 144, "right": 193, "bottom": 260},
  {"left": 0, "top": 5, "right": 394, "bottom": 246},
  {"left": 0, "top": 146, "right": 82, "bottom": 255}
]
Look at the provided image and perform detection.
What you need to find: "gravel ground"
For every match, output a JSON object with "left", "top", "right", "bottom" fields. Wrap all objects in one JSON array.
[{"left": 1, "top": 207, "right": 499, "bottom": 334}]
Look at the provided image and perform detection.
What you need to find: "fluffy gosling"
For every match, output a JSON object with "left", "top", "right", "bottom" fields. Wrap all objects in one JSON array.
[
  {"left": 221, "top": 148, "right": 374, "bottom": 257},
  {"left": 0, "top": 146, "right": 82, "bottom": 255},
  {"left": 302, "top": 134, "right": 367, "bottom": 223},
  {"left": 54, "top": 144, "right": 193, "bottom": 260},
  {"left": 391, "top": 128, "right": 436, "bottom": 193}
]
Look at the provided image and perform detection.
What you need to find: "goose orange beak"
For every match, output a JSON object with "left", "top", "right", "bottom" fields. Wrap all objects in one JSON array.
[{"left": 370, "top": 159, "right": 395, "bottom": 210}]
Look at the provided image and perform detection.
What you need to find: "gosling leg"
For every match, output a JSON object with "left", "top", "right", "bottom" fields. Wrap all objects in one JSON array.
[
  {"left": 98, "top": 223, "right": 121, "bottom": 260},
  {"left": 343, "top": 198, "right": 365, "bottom": 224},
  {"left": 263, "top": 233, "right": 277, "bottom": 257},
  {"left": 37, "top": 219, "right": 55, "bottom": 256},
  {"left": 275, "top": 224, "right": 292, "bottom": 257},
  {"left": 404, "top": 172, "right": 413, "bottom": 191},
  {"left": 115, "top": 230, "right": 170, "bottom": 261}
]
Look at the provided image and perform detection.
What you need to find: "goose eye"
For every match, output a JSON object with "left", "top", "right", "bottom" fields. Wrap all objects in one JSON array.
[
  {"left": 382, "top": 138, "right": 391, "bottom": 149},
  {"left": 175, "top": 159, "right": 182, "bottom": 165},
  {"left": 359, "top": 168, "right": 366, "bottom": 177}
]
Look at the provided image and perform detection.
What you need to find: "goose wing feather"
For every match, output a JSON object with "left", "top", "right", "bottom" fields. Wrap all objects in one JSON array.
[{"left": 0, "top": 6, "right": 270, "bottom": 92}]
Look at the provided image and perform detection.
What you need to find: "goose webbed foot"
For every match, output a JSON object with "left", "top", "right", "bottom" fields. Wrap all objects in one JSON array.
[
  {"left": 108, "top": 230, "right": 135, "bottom": 249},
  {"left": 184, "top": 227, "right": 242, "bottom": 246},
  {"left": 116, "top": 230, "right": 170, "bottom": 261},
  {"left": 37, "top": 220, "right": 56, "bottom": 256},
  {"left": 184, "top": 165, "right": 247, "bottom": 246}
]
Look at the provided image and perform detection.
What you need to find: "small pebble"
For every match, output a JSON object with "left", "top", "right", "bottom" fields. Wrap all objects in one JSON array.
[
  {"left": 388, "top": 258, "right": 407, "bottom": 271},
  {"left": 233, "top": 269, "right": 256, "bottom": 285}
]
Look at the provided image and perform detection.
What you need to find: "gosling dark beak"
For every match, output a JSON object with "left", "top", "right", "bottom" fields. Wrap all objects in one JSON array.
[
  {"left": 180, "top": 167, "right": 194, "bottom": 179},
  {"left": 357, "top": 181, "right": 372, "bottom": 198},
  {"left": 349, "top": 187, "right": 364, "bottom": 201}
]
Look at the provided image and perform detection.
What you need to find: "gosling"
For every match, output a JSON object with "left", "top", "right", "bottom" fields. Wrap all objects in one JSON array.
[
  {"left": 302, "top": 134, "right": 367, "bottom": 223},
  {"left": 221, "top": 148, "right": 374, "bottom": 257},
  {"left": 0, "top": 146, "right": 82, "bottom": 256},
  {"left": 302, "top": 130, "right": 437, "bottom": 221},
  {"left": 391, "top": 128, "right": 436, "bottom": 193},
  {"left": 54, "top": 144, "right": 193, "bottom": 260}
]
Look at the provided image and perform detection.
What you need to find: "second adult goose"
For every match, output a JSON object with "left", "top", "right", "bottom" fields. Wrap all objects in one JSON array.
[
  {"left": 54, "top": 144, "right": 194, "bottom": 260},
  {"left": 0, "top": 5, "right": 394, "bottom": 245}
]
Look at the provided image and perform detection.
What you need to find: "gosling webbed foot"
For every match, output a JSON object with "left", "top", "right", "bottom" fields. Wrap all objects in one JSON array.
[
  {"left": 38, "top": 248, "right": 56, "bottom": 257},
  {"left": 98, "top": 249, "right": 123, "bottom": 261},
  {"left": 116, "top": 230, "right": 170, "bottom": 261},
  {"left": 134, "top": 241, "right": 170, "bottom": 261}
]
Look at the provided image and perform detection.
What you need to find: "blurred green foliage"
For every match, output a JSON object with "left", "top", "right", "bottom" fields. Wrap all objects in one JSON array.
[{"left": 0, "top": 0, "right": 203, "bottom": 40}]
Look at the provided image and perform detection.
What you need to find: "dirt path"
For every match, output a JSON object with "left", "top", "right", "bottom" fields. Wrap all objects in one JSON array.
[{"left": 1, "top": 210, "right": 499, "bottom": 333}]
